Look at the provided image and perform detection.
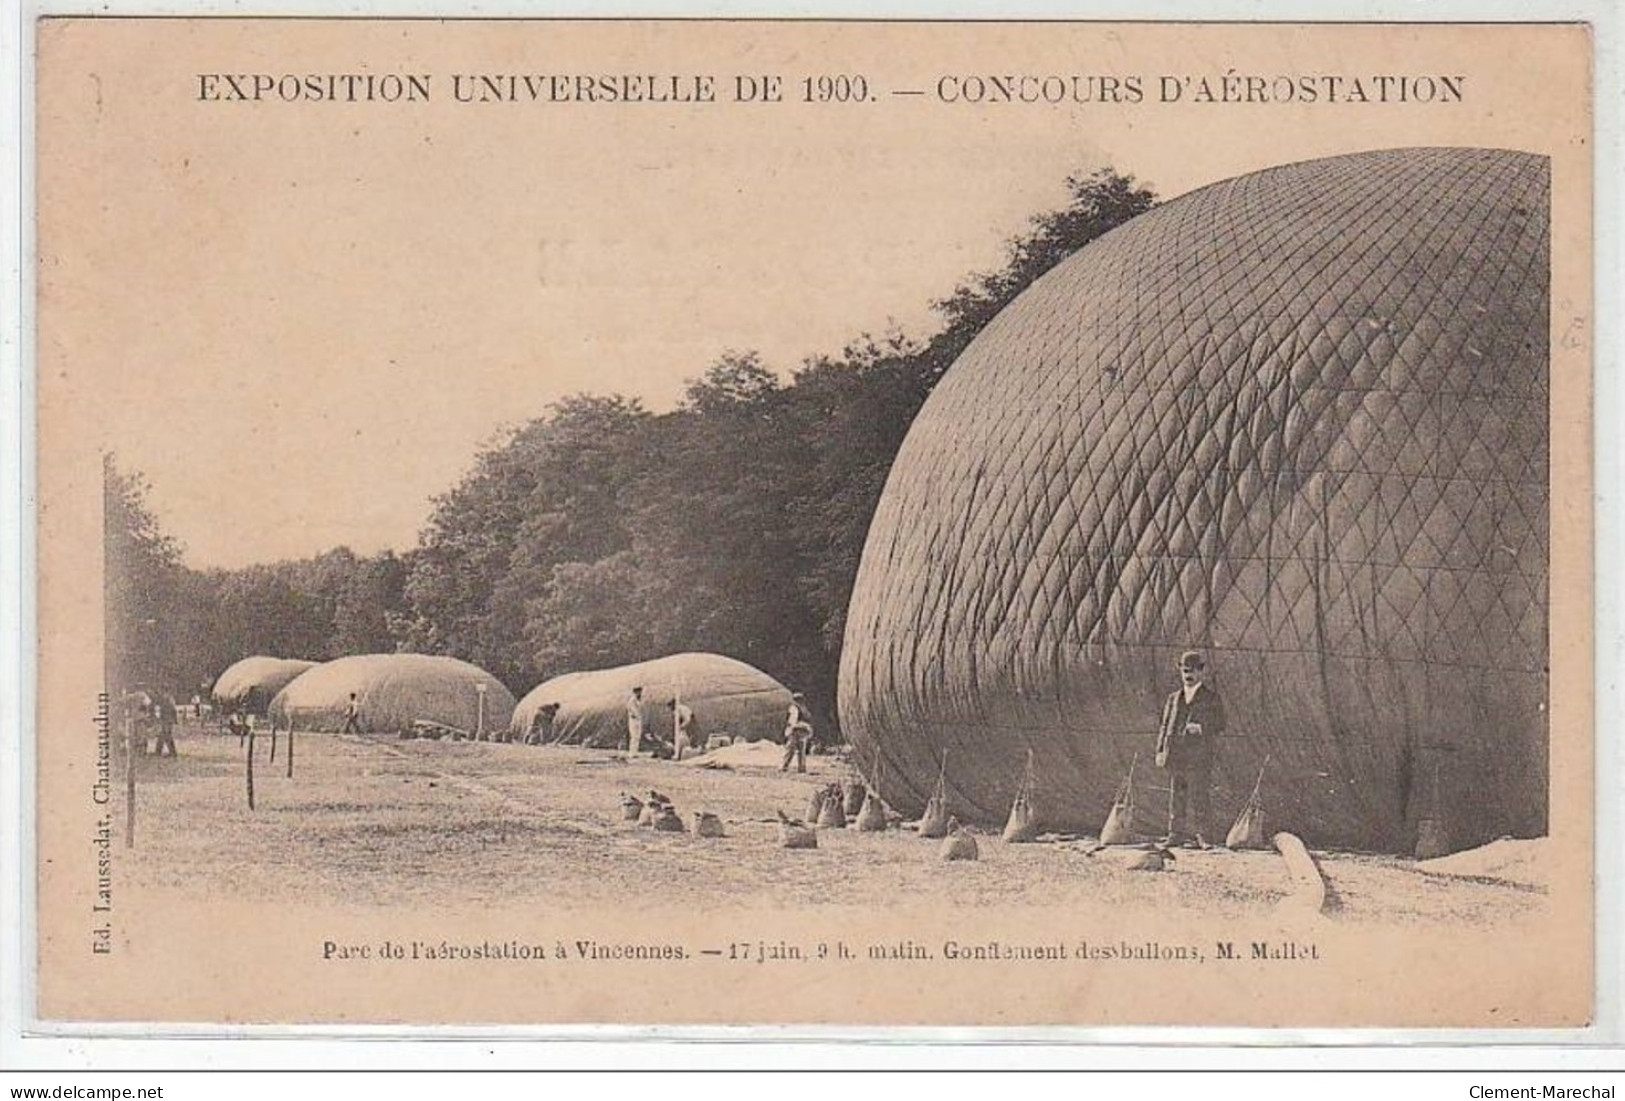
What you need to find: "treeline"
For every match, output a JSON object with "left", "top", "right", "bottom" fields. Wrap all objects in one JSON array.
[
  {"left": 106, "top": 169, "right": 1156, "bottom": 725},
  {"left": 105, "top": 459, "right": 410, "bottom": 701}
]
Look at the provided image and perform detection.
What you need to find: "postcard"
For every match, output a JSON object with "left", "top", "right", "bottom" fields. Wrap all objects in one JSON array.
[{"left": 32, "top": 17, "right": 1593, "bottom": 1027}]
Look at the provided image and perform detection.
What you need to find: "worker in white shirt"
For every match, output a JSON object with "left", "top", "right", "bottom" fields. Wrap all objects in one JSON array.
[
  {"left": 780, "top": 693, "right": 813, "bottom": 774},
  {"left": 625, "top": 686, "right": 645, "bottom": 755}
]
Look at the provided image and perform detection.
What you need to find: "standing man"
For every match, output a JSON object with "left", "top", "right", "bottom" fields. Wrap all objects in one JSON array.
[
  {"left": 668, "top": 698, "right": 694, "bottom": 762},
  {"left": 341, "top": 692, "right": 363, "bottom": 734},
  {"left": 780, "top": 693, "right": 813, "bottom": 774},
  {"left": 1154, "top": 650, "right": 1226, "bottom": 849},
  {"left": 153, "top": 695, "right": 178, "bottom": 757},
  {"left": 625, "top": 686, "right": 645, "bottom": 755}
]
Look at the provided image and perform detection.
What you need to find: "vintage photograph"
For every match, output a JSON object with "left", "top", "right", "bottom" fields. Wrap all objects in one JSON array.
[{"left": 33, "top": 19, "right": 1594, "bottom": 1028}]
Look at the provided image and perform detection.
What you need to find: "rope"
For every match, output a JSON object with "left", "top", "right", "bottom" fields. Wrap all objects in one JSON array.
[
  {"left": 1114, "top": 751, "right": 1140, "bottom": 805},
  {"left": 1246, "top": 754, "right": 1274, "bottom": 808}
]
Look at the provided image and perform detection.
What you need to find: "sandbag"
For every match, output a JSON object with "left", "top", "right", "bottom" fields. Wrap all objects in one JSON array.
[
  {"left": 940, "top": 819, "right": 979, "bottom": 861},
  {"left": 1415, "top": 818, "right": 1450, "bottom": 860},
  {"left": 694, "top": 812, "right": 726, "bottom": 838},
  {"left": 854, "top": 791, "right": 887, "bottom": 832},
  {"left": 918, "top": 797, "right": 950, "bottom": 839},
  {"left": 620, "top": 793, "right": 644, "bottom": 822},
  {"left": 1226, "top": 803, "right": 1268, "bottom": 850},
  {"left": 806, "top": 787, "right": 827, "bottom": 823},
  {"left": 817, "top": 787, "right": 848, "bottom": 829},
  {"left": 1100, "top": 752, "right": 1140, "bottom": 845},
  {"left": 653, "top": 806, "right": 686, "bottom": 833},
  {"left": 779, "top": 821, "right": 818, "bottom": 849},
  {"left": 1099, "top": 801, "right": 1135, "bottom": 846},
  {"left": 1002, "top": 793, "right": 1038, "bottom": 843},
  {"left": 1001, "top": 749, "right": 1040, "bottom": 842},
  {"left": 1227, "top": 757, "right": 1272, "bottom": 850},
  {"left": 843, "top": 780, "right": 867, "bottom": 817},
  {"left": 1123, "top": 847, "right": 1171, "bottom": 872}
]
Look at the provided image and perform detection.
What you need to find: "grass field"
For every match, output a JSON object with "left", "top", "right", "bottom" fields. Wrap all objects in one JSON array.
[{"left": 117, "top": 722, "right": 1542, "bottom": 926}]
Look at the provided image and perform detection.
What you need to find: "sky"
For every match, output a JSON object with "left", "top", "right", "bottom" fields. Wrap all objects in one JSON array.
[{"left": 36, "top": 20, "right": 1583, "bottom": 568}]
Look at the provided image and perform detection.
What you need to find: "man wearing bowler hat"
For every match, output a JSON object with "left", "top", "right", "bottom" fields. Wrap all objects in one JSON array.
[{"left": 1154, "top": 649, "right": 1227, "bottom": 848}]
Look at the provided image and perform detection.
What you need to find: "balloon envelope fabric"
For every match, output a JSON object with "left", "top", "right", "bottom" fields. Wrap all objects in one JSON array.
[
  {"left": 510, "top": 652, "right": 794, "bottom": 749},
  {"left": 269, "top": 653, "right": 516, "bottom": 736},
  {"left": 838, "top": 147, "right": 1549, "bottom": 853},
  {"left": 211, "top": 655, "right": 318, "bottom": 716}
]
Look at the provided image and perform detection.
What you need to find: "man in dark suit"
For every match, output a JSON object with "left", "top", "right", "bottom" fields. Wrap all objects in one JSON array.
[
  {"left": 1154, "top": 650, "right": 1226, "bottom": 848},
  {"left": 153, "top": 695, "right": 179, "bottom": 757}
]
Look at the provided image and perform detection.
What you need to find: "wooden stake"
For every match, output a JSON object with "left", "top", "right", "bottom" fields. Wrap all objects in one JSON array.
[
  {"left": 286, "top": 723, "right": 295, "bottom": 779},
  {"left": 246, "top": 722, "right": 256, "bottom": 811},
  {"left": 269, "top": 721, "right": 278, "bottom": 763}
]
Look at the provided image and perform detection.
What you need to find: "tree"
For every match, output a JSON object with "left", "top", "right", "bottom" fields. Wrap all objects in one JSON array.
[
  {"left": 401, "top": 394, "right": 651, "bottom": 690},
  {"left": 206, "top": 566, "right": 332, "bottom": 667},
  {"left": 681, "top": 350, "right": 781, "bottom": 414},
  {"left": 525, "top": 552, "right": 670, "bottom": 673},
  {"left": 783, "top": 332, "right": 937, "bottom": 656},
  {"left": 103, "top": 454, "right": 185, "bottom": 698},
  {"left": 332, "top": 551, "right": 409, "bottom": 655},
  {"left": 931, "top": 168, "right": 1155, "bottom": 372}
]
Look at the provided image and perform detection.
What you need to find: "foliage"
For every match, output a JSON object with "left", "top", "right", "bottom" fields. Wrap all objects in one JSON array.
[
  {"left": 397, "top": 394, "right": 652, "bottom": 687},
  {"left": 103, "top": 454, "right": 187, "bottom": 696},
  {"left": 931, "top": 168, "right": 1157, "bottom": 369},
  {"left": 104, "top": 457, "right": 414, "bottom": 700}
]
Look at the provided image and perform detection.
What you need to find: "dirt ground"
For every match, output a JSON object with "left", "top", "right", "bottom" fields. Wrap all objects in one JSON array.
[{"left": 117, "top": 722, "right": 1543, "bottom": 926}]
